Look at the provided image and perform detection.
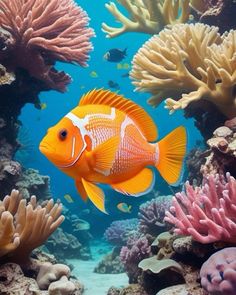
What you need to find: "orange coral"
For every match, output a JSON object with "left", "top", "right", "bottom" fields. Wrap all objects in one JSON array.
[{"left": 0, "top": 189, "right": 64, "bottom": 264}]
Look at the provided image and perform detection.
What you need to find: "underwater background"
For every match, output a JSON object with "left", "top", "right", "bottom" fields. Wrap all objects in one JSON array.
[
  {"left": 0, "top": 0, "right": 236, "bottom": 294},
  {"left": 18, "top": 0, "right": 200, "bottom": 234}
]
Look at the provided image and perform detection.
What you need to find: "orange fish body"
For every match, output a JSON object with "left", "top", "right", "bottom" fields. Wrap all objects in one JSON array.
[{"left": 39, "top": 89, "right": 187, "bottom": 213}]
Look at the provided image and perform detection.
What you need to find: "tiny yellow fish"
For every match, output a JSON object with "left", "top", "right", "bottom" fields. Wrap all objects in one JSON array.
[
  {"left": 40, "top": 103, "right": 47, "bottom": 110},
  {"left": 116, "top": 63, "right": 130, "bottom": 70},
  {"left": 117, "top": 202, "right": 132, "bottom": 213},
  {"left": 63, "top": 194, "right": 74, "bottom": 203},
  {"left": 90, "top": 71, "right": 98, "bottom": 78},
  {"left": 39, "top": 89, "right": 187, "bottom": 214}
]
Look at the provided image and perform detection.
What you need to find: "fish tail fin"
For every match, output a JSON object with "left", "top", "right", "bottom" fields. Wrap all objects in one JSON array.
[
  {"left": 154, "top": 126, "right": 187, "bottom": 186},
  {"left": 123, "top": 48, "right": 127, "bottom": 55}
]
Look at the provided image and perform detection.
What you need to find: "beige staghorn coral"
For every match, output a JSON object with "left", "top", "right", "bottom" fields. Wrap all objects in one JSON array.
[
  {"left": 102, "top": 0, "right": 191, "bottom": 38},
  {"left": 130, "top": 23, "right": 236, "bottom": 118},
  {"left": 0, "top": 189, "right": 64, "bottom": 264}
]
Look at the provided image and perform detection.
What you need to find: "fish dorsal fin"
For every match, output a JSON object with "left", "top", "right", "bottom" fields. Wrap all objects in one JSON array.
[{"left": 79, "top": 89, "right": 158, "bottom": 142}]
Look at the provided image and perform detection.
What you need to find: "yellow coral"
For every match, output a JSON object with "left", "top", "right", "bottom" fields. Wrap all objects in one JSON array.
[
  {"left": 130, "top": 23, "right": 236, "bottom": 118},
  {"left": 102, "top": 0, "right": 191, "bottom": 38},
  {"left": 0, "top": 190, "right": 64, "bottom": 263}
]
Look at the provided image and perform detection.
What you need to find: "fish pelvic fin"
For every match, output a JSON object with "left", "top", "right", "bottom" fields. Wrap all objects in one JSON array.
[
  {"left": 75, "top": 179, "right": 88, "bottom": 202},
  {"left": 111, "top": 168, "right": 155, "bottom": 197},
  {"left": 155, "top": 126, "right": 187, "bottom": 186},
  {"left": 81, "top": 178, "right": 108, "bottom": 214}
]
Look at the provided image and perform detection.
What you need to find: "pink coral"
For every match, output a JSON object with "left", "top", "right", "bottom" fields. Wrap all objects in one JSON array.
[
  {"left": 0, "top": 0, "right": 94, "bottom": 91},
  {"left": 164, "top": 173, "right": 236, "bottom": 244},
  {"left": 200, "top": 247, "right": 236, "bottom": 295}
]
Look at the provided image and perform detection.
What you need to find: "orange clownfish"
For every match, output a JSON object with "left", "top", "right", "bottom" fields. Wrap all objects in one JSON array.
[{"left": 39, "top": 89, "right": 187, "bottom": 214}]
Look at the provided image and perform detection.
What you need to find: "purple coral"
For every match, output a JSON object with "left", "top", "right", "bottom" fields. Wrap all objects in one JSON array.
[
  {"left": 200, "top": 247, "right": 236, "bottom": 295},
  {"left": 120, "top": 236, "right": 151, "bottom": 283},
  {"left": 104, "top": 219, "right": 138, "bottom": 246},
  {"left": 165, "top": 173, "right": 236, "bottom": 244},
  {"left": 138, "top": 196, "right": 172, "bottom": 235}
]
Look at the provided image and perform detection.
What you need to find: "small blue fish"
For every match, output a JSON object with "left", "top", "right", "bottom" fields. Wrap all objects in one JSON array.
[
  {"left": 104, "top": 48, "right": 127, "bottom": 62},
  {"left": 117, "top": 202, "right": 132, "bottom": 213}
]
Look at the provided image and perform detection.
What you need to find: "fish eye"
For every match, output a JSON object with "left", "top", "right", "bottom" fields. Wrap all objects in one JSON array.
[{"left": 58, "top": 129, "right": 68, "bottom": 141}]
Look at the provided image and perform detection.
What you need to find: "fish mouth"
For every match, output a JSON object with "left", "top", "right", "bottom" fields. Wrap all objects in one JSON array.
[{"left": 39, "top": 142, "right": 55, "bottom": 154}]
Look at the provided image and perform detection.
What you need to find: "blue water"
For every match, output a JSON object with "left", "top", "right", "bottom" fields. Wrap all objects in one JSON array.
[{"left": 18, "top": 0, "right": 201, "bottom": 234}]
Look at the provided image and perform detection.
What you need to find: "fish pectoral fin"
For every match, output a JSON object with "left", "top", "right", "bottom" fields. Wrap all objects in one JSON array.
[
  {"left": 111, "top": 168, "right": 155, "bottom": 197},
  {"left": 88, "top": 136, "right": 119, "bottom": 173},
  {"left": 81, "top": 178, "right": 108, "bottom": 214},
  {"left": 75, "top": 179, "right": 88, "bottom": 202}
]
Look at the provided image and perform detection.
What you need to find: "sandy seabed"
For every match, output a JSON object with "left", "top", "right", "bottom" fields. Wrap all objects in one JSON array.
[{"left": 67, "top": 241, "right": 128, "bottom": 295}]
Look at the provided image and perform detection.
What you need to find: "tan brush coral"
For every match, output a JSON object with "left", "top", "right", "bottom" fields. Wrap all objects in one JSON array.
[
  {"left": 0, "top": 189, "right": 64, "bottom": 264},
  {"left": 130, "top": 23, "right": 236, "bottom": 118},
  {"left": 102, "top": 0, "right": 191, "bottom": 38}
]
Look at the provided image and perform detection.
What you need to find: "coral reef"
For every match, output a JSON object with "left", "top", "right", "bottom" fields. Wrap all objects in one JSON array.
[
  {"left": 200, "top": 247, "right": 236, "bottom": 295},
  {"left": 0, "top": 0, "right": 94, "bottom": 91},
  {"left": 104, "top": 218, "right": 138, "bottom": 246},
  {"left": 45, "top": 227, "right": 91, "bottom": 261},
  {"left": 0, "top": 0, "right": 94, "bottom": 197},
  {"left": 15, "top": 168, "right": 51, "bottom": 200},
  {"left": 94, "top": 247, "right": 124, "bottom": 274},
  {"left": 201, "top": 119, "right": 236, "bottom": 178},
  {"left": 0, "top": 261, "right": 84, "bottom": 294},
  {"left": 131, "top": 23, "right": 236, "bottom": 119},
  {"left": 107, "top": 284, "right": 148, "bottom": 295},
  {"left": 194, "top": 0, "right": 236, "bottom": 33},
  {"left": 186, "top": 148, "right": 206, "bottom": 185},
  {"left": 165, "top": 173, "right": 236, "bottom": 244},
  {"left": 120, "top": 235, "right": 152, "bottom": 283},
  {"left": 102, "top": 0, "right": 191, "bottom": 38},
  {"left": 138, "top": 195, "right": 172, "bottom": 236},
  {"left": 0, "top": 189, "right": 64, "bottom": 264}
]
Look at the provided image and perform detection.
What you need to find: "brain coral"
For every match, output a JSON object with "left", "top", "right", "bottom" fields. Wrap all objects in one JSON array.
[
  {"left": 131, "top": 23, "right": 236, "bottom": 119},
  {"left": 0, "top": 0, "right": 94, "bottom": 91},
  {"left": 200, "top": 247, "right": 236, "bottom": 295}
]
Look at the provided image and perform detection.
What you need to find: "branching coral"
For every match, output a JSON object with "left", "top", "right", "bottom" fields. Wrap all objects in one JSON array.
[
  {"left": 164, "top": 173, "right": 236, "bottom": 244},
  {"left": 131, "top": 23, "right": 236, "bottom": 119},
  {"left": 0, "top": 189, "right": 64, "bottom": 264},
  {"left": 102, "top": 0, "right": 191, "bottom": 38},
  {"left": 0, "top": 0, "right": 94, "bottom": 91}
]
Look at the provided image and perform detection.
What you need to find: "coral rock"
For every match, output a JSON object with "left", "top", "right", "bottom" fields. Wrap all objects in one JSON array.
[
  {"left": 0, "top": 263, "right": 40, "bottom": 294},
  {"left": 37, "top": 262, "right": 70, "bottom": 290},
  {"left": 200, "top": 247, "right": 236, "bottom": 295},
  {"left": 201, "top": 119, "right": 236, "bottom": 178},
  {"left": 48, "top": 275, "right": 76, "bottom": 295}
]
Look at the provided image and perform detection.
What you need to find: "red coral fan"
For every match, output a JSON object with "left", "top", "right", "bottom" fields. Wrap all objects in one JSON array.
[
  {"left": 0, "top": 0, "right": 94, "bottom": 91},
  {"left": 165, "top": 173, "right": 236, "bottom": 244}
]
